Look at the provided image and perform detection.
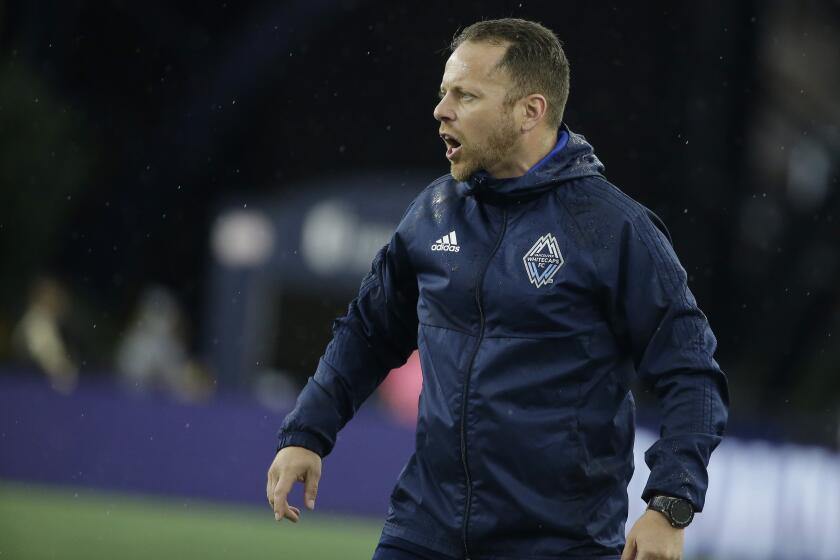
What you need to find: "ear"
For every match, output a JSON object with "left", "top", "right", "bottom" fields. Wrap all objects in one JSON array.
[{"left": 520, "top": 93, "right": 548, "bottom": 132}]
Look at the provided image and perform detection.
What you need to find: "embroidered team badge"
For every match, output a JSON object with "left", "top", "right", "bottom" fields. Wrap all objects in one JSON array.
[{"left": 522, "top": 233, "right": 564, "bottom": 288}]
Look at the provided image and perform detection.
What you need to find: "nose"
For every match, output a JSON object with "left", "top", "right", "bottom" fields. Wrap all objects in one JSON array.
[{"left": 433, "top": 94, "right": 454, "bottom": 122}]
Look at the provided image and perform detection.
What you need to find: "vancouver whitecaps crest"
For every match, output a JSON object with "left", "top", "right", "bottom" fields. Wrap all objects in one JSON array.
[{"left": 523, "top": 233, "right": 564, "bottom": 288}]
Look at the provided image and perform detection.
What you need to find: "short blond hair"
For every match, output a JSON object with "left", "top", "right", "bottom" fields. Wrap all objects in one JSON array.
[{"left": 451, "top": 18, "right": 570, "bottom": 129}]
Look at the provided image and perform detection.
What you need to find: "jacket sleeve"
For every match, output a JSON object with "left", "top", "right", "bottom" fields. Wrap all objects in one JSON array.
[
  {"left": 603, "top": 209, "right": 729, "bottom": 512},
  {"left": 276, "top": 214, "right": 419, "bottom": 458}
]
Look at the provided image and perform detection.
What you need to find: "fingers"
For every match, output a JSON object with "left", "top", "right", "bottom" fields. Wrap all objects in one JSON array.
[
  {"left": 304, "top": 466, "right": 321, "bottom": 510},
  {"left": 270, "top": 473, "right": 310, "bottom": 522},
  {"left": 283, "top": 504, "right": 300, "bottom": 523},
  {"left": 620, "top": 537, "right": 636, "bottom": 560},
  {"left": 266, "top": 476, "right": 275, "bottom": 508},
  {"left": 272, "top": 472, "right": 295, "bottom": 521}
]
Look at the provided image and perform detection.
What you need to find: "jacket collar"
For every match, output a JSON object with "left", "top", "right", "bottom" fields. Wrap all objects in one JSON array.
[{"left": 458, "top": 123, "right": 605, "bottom": 198}]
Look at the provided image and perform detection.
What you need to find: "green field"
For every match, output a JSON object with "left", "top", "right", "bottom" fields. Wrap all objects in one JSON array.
[{"left": 0, "top": 481, "right": 383, "bottom": 559}]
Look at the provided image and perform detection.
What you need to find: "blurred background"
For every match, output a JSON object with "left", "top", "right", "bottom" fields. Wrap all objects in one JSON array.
[{"left": 1, "top": 1, "right": 839, "bottom": 558}]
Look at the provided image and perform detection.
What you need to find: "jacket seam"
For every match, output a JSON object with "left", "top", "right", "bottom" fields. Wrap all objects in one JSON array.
[
  {"left": 554, "top": 184, "right": 606, "bottom": 291},
  {"left": 581, "top": 184, "right": 721, "bottom": 450},
  {"left": 482, "top": 331, "right": 592, "bottom": 340},
  {"left": 418, "top": 321, "right": 475, "bottom": 337},
  {"left": 479, "top": 555, "right": 621, "bottom": 560},
  {"left": 583, "top": 183, "right": 689, "bottom": 316},
  {"left": 427, "top": 172, "right": 455, "bottom": 188},
  {"left": 584, "top": 186, "right": 704, "bottom": 368},
  {"left": 421, "top": 322, "right": 599, "bottom": 341}
]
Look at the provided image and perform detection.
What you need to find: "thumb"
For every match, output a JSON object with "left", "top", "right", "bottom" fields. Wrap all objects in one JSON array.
[
  {"left": 304, "top": 467, "right": 320, "bottom": 510},
  {"left": 620, "top": 535, "right": 636, "bottom": 560}
]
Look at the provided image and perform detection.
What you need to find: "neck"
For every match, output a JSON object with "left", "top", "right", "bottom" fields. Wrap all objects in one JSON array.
[{"left": 486, "top": 128, "right": 559, "bottom": 179}]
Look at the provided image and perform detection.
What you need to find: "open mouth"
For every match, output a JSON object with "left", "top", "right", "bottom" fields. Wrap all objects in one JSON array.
[{"left": 440, "top": 133, "right": 462, "bottom": 160}]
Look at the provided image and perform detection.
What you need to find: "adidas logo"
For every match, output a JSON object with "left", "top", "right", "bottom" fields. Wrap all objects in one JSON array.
[{"left": 431, "top": 230, "right": 460, "bottom": 252}]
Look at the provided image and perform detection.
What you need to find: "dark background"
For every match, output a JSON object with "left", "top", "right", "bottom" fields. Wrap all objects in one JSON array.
[{"left": 1, "top": 1, "right": 838, "bottom": 446}]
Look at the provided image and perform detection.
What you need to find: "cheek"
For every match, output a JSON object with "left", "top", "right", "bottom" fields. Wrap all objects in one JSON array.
[{"left": 461, "top": 108, "right": 503, "bottom": 144}]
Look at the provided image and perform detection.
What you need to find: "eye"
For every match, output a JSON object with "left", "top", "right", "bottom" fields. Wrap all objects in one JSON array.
[{"left": 461, "top": 93, "right": 475, "bottom": 101}]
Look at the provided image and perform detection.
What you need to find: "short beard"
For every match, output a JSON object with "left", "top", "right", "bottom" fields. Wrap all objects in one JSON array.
[{"left": 450, "top": 108, "right": 520, "bottom": 182}]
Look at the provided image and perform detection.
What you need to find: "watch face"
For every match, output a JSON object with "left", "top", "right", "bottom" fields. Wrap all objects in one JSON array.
[{"left": 669, "top": 500, "right": 694, "bottom": 524}]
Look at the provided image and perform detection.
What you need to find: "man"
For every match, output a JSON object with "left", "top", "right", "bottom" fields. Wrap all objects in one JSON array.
[{"left": 267, "top": 18, "right": 728, "bottom": 560}]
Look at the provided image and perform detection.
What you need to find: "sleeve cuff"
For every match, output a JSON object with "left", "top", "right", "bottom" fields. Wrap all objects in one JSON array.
[
  {"left": 641, "top": 480, "right": 702, "bottom": 512},
  {"left": 276, "top": 430, "right": 328, "bottom": 457}
]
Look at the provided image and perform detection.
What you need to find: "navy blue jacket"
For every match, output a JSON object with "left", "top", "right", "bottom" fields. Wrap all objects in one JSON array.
[{"left": 277, "top": 125, "right": 729, "bottom": 559}]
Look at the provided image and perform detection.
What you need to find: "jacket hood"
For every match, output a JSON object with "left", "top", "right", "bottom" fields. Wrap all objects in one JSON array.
[{"left": 458, "top": 123, "right": 605, "bottom": 198}]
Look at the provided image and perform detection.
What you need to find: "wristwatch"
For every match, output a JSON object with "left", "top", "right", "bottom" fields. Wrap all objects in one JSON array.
[{"left": 647, "top": 495, "right": 694, "bottom": 528}]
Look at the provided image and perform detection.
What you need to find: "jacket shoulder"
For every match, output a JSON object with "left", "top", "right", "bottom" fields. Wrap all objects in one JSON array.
[
  {"left": 416, "top": 173, "right": 459, "bottom": 204},
  {"left": 396, "top": 173, "right": 458, "bottom": 237},
  {"left": 558, "top": 177, "right": 672, "bottom": 244},
  {"left": 402, "top": 173, "right": 460, "bottom": 218}
]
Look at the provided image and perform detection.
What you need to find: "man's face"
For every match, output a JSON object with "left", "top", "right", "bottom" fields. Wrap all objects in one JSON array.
[{"left": 434, "top": 41, "right": 522, "bottom": 181}]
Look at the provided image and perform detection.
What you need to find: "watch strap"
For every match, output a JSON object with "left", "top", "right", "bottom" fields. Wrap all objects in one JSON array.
[{"left": 647, "top": 495, "right": 694, "bottom": 528}]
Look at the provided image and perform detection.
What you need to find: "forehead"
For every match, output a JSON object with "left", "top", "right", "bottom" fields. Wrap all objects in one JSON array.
[{"left": 440, "top": 40, "right": 511, "bottom": 89}]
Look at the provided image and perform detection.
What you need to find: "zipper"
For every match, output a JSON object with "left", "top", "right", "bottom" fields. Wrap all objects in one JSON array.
[{"left": 459, "top": 206, "right": 508, "bottom": 559}]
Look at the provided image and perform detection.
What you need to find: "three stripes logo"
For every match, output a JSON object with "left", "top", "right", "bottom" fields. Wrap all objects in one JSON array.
[
  {"left": 523, "top": 233, "right": 564, "bottom": 288},
  {"left": 431, "top": 230, "right": 460, "bottom": 252}
]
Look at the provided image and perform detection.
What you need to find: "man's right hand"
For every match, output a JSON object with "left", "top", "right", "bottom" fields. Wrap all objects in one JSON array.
[{"left": 266, "top": 446, "right": 322, "bottom": 523}]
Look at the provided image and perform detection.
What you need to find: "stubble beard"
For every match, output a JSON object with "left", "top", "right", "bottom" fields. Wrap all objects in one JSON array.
[{"left": 450, "top": 109, "right": 520, "bottom": 182}]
